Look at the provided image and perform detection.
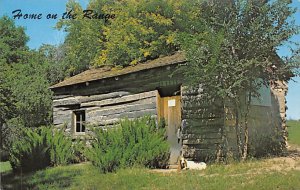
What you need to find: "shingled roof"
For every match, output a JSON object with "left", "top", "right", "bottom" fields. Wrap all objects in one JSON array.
[{"left": 50, "top": 52, "right": 186, "bottom": 89}]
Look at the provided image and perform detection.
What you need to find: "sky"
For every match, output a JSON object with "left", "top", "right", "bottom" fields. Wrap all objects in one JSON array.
[{"left": 0, "top": 0, "right": 300, "bottom": 119}]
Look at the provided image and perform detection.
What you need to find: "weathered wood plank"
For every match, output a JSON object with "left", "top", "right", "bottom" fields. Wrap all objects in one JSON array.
[
  {"left": 87, "top": 103, "right": 156, "bottom": 118},
  {"left": 84, "top": 97, "right": 156, "bottom": 110},
  {"left": 81, "top": 91, "right": 157, "bottom": 107},
  {"left": 88, "top": 109, "right": 157, "bottom": 126},
  {"left": 53, "top": 91, "right": 131, "bottom": 107},
  {"left": 53, "top": 95, "right": 73, "bottom": 100},
  {"left": 182, "top": 131, "right": 222, "bottom": 139},
  {"left": 183, "top": 148, "right": 217, "bottom": 161},
  {"left": 184, "top": 118, "right": 224, "bottom": 127}
]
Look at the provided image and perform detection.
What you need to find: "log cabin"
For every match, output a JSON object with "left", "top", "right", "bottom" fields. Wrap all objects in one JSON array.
[{"left": 50, "top": 52, "right": 288, "bottom": 163}]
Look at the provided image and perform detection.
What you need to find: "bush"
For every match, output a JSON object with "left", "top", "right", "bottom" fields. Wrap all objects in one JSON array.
[
  {"left": 48, "top": 128, "right": 74, "bottom": 166},
  {"left": 9, "top": 127, "right": 52, "bottom": 172},
  {"left": 86, "top": 116, "right": 169, "bottom": 173},
  {"left": 9, "top": 126, "right": 74, "bottom": 172},
  {"left": 248, "top": 134, "right": 284, "bottom": 158}
]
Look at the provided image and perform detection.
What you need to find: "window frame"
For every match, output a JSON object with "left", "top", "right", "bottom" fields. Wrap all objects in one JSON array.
[{"left": 73, "top": 110, "right": 86, "bottom": 135}]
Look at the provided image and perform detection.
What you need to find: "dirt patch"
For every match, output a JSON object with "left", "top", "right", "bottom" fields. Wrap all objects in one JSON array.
[
  {"left": 268, "top": 145, "right": 300, "bottom": 170},
  {"left": 151, "top": 145, "right": 300, "bottom": 176}
]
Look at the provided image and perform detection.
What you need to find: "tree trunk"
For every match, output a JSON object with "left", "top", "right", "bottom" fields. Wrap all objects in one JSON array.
[
  {"left": 242, "top": 93, "right": 251, "bottom": 161},
  {"left": 234, "top": 100, "right": 242, "bottom": 158}
]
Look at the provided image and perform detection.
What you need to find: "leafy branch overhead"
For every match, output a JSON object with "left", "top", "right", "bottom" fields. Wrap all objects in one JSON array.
[{"left": 57, "top": 0, "right": 201, "bottom": 73}]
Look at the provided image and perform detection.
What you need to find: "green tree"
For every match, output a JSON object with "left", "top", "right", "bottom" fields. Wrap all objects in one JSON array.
[
  {"left": 57, "top": 0, "right": 200, "bottom": 73},
  {"left": 0, "top": 15, "right": 29, "bottom": 129},
  {"left": 38, "top": 44, "right": 69, "bottom": 85},
  {"left": 178, "top": 0, "right": 299, "bottom": 160},
  {"left": 0, "top": 17, "right": 53, "bottom": 154},
  {"left": 0, "top": 16, "right": 29, "bottom": 64}
]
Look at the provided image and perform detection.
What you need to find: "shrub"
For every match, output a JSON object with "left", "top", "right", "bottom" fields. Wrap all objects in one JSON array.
[
  {"left": 9, "top": 127, "right": 52, "bottom": 172},
  {"left": 9, "top": 126, "right": 74, "bottom": 172},
  {"left": 72, "top": 139, "right": 88, "bottom": 163},
  {"left": 86, "top": 116, "right": 169, "bottom": 173},
  {"left": 48, "top": 128, "right": 74, "bottom": 166},
  {"left": 248, "top": 133, "right": 284, "bottom": 158}
]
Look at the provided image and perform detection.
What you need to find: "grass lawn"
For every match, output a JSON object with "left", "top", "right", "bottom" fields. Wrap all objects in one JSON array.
[
  {"left": 2, "top": 159, "right": 300, "bottom": 190},
  {"left": 287, "top": 120, "right": 300, "bottom": 146}
]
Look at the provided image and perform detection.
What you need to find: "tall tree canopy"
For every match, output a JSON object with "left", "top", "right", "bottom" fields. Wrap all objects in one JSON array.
[
  {"left": 57, "top": 0, "right": 201, "bottom": 74},
  {"left": 0, "top": 17, "right": 53, "bottom": 152}
]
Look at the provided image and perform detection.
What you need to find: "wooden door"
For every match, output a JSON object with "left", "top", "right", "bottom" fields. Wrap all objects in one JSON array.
[{"left": 158, "top": 95, "right": 182, "bottom": 164}]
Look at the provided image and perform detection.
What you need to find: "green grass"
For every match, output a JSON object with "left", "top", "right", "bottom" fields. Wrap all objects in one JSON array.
[
  {"left": 0, "top": 161, "right": 12, "bottom": 173},
  {"left": 2, "top": 161, "right": 300, "bottom": 190},
  {"left": 287, "top": 120, "right": 300, "bottom": 146}
]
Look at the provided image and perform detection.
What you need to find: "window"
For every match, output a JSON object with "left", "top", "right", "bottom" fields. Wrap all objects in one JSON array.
[
  {"left": 250, "top": 85, "right": 271, "bottom": 107},
  {"left": 74, "top": 110, "right": 86, "bottom": 134}
]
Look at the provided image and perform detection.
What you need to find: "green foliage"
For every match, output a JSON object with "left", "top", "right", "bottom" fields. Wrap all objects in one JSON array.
[
  {"left": 178, "top": 0, "right": 299, "bottom": 160},
  {"left": 0, "top": 16, "right": 29, "bottom": 64},
  {"left": 0, "top": 16, "right": 29, "bottom": 151},
  {"left": 248, "top": 134, "right": 284, "bottom": 158},
  {"left": 48, "top": 128, "right": 74, "bottom": 166},
  {"left": 57, "top": 0, "right": 200, "bottom": 72},
  {"left": 6, "top": 54, "right": 53, "bottom": 128},
  {"left": 179, "top": 0, "right": 299, "bottom": 99},
  {"left": 86, "top": 116, "right": 169, "bottom": 173},
  {"left": 9, "top": 126, "right": 52, "bottom": 172},
  {"left": 9, "top": 126, "right": 74, "bottom": 172},
  {"left": 38, "top": 44, "right": 69, "bottom": 85},
  {"left": 0, "top": 17, "right": 53, "bottom": 154}
]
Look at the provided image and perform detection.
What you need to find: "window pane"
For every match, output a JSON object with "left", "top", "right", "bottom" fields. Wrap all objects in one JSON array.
[
  {"left": 82, "top": 124, "right": 85, "bottom": 132},
  {"left": 76, "top": 123, "right": 80, "bottom": 132}
]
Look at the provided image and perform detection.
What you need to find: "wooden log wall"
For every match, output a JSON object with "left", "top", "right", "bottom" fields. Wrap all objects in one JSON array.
[
  {"left": 181, "top": 86, "right": 225, "bottom": 162},
  {"left": 52, "top": 64, "right": 183, "bottom": 137},
  {"left": 53, "top": 91, "right": 158, "bottom": 136}
]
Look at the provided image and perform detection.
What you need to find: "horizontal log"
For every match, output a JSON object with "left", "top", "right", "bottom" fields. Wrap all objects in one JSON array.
[
  {"left": 182, "top": 137, "right": 222, "bottom": 145},
  {"left": 182, "top": 113, "right": 224, "bottom": 120},
  {"left": 182, "top": 107, "right": 224, "bottom": 115},
  {"left": 81, "top": 91, "right": 156, "bottom": 107},
  {"left": 53, "top": 107, "right": 72, "bottom": 112},
  {"left": 185, "top": 118, "right": 224, "bottom": 127},
  {"left": 87, "top": 103, "right": 156, "bottom": 118},
  {"left": 53, "top": 91, "right": 131, "bottom": 107},
  {"left": 88, "top": 108, "right": 157, "bottom": 125},
  {"left": 84, "top": 97, "right": 156, "bottom": 110},
  {"left": 182, "top": 132, "right": 222, "bottom": 140},
  {"left": 53, "top": 116, "right": 71, "bottom": 125},
  {"left": 53, "top": 95, "right": 73, "bottom": 100},
  {"left": 183, "top": 148, "right": 217, "bottom": 161},
  {"left": 53, "top": 97, "right": 81, "bottom": 106}
]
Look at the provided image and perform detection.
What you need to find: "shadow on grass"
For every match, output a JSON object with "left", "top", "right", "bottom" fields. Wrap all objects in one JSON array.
[{"left": 1, "top": 166, "right": 82, "bottom": 190}]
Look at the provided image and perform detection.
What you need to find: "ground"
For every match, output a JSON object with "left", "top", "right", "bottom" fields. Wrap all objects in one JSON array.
[{"left": 1, "top": 120, "right": 300, "bottom": 189}]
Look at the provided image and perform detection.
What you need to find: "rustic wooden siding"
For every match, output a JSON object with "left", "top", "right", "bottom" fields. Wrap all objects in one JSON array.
[
  {"left": 181, "top": 86, "right": 225, "bottom": 162},
  {"left": 53, "top": 91, "right": 158, "bottom": 136},
  {"left": 52, "top": 64, "right": 183, "bottom": 136}
]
